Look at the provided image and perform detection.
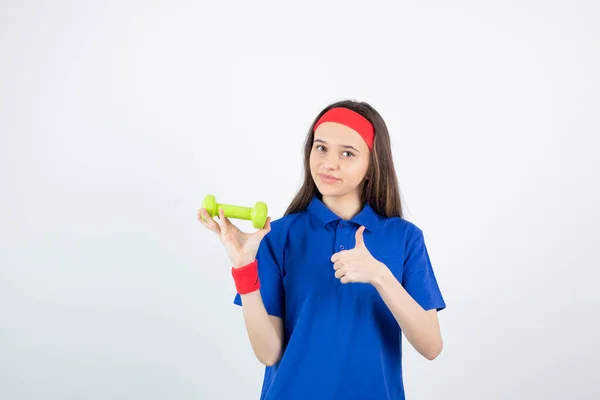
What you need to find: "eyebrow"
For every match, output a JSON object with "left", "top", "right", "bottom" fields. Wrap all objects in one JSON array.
[{"left": 313, "top": 139, "right": 360, "bottom": 153}]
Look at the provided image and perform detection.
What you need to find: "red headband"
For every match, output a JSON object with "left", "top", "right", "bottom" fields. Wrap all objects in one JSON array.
[{"left": 313, "top": 107, "right": 374, "bottom": 149}]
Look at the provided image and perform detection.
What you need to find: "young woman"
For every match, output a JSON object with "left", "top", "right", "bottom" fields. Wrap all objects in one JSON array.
[{"left": 198, "top": 99, "right": 446, "bottom": 400}]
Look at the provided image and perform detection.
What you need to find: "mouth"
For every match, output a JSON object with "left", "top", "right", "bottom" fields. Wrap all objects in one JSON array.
[{"left": 319, "top": 173, "right": 340, "bottom": 184}]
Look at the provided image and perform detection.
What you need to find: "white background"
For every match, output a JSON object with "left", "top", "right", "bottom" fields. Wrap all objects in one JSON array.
[{"left": 1, "top": 1, "right": 599, "bottom": 399}]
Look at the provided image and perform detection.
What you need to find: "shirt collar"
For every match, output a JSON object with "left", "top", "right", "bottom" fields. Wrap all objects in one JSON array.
[{"left": 307, "top": 195, "right": 380, "bottom": 232}]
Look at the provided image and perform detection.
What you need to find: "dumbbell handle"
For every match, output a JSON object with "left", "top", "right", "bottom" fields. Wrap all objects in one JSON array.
[{"left": 215, "top": 202, "right": 253, "bottom": 220}]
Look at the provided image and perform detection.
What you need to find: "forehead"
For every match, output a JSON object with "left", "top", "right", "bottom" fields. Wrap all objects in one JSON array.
[{"left": 313, "top": 122, "right": 367, "bottom": 149}]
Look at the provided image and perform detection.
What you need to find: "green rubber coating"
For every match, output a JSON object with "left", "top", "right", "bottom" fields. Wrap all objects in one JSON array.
[{"left": 201, "top": 194, "right": 268, "bottom": 229}]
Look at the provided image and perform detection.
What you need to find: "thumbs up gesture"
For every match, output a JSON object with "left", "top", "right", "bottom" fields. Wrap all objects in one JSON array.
[{"left": 330, "top": 226, "right": 386, "bottom": 285}]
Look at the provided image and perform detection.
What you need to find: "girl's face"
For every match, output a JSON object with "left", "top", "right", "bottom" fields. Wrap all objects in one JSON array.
[{"left": 309, "top": 122, "right": 371, "bottom": 200}]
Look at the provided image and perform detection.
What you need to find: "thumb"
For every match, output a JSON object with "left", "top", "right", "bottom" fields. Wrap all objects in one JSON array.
[
  {"left": 354, "top": 226, "right": 366, "bottom": 248},
  {"left": 258, "top": 217, "right": 272, "bottom": 237}
]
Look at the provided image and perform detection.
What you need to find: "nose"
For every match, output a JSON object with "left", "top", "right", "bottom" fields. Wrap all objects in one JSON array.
[{"left": 322, "top": 151, "right": 339, "bottom": 171}]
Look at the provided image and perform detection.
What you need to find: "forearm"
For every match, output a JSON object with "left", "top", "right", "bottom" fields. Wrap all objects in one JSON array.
[
  {"left": 372, "top": 265, "right": 443, "bottom": 360},
  {"left": 239, "top": 290, "right": 283, "bottom": 366}
]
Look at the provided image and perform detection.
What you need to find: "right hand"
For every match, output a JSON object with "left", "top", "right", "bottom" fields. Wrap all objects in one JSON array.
[{"left": 198, "top": 207, "right": 272, "bottom": 268}]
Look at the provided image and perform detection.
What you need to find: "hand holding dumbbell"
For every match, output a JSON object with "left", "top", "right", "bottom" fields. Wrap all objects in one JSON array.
[
  {"left": 199, "top": 194, "right": 268, "bottom": 229},
  {"left": 198, "top": 194, "right": 271, "bottom": 268}
]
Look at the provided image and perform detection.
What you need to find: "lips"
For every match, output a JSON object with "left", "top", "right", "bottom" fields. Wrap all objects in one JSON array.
[{"left": 319, "top": 173, "right": 340, "bottom": 183}]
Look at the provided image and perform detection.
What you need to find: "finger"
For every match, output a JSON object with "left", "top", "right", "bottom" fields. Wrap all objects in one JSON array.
[
  {"left": 332, "top": 261, "right": 343, "bottom": 270},
  {"left": 331, "top": 250, "right": 346, "bottom": 263},
  {"left": 197, "top": 207, "right": 207, "bottom": 223},
  {"left": 197, "top": 208, "right": 211, "bottom": 228},
  {"left": 259, "top": 217, "right": 272, "bottom": 235},
  {"left": 354, "top": 226, "right": 366, "bottom": 247},
  {"left": 249, "top": 218, "right": 271, "bottom": 243},
  {"left": 340, "top": 275, "right": 350, "bottom": 284},
  {"left": 206, "top": 209, "right": 222, "bottom": 234},
  {"left": 222, "top": 210, "right": 234, "bottom": 228},
  {"left": 198, "top": 208, "right": 221, "bottom": 235},
  {"left": 217, "top": 208, "right": 228, "bottom": 235},
  {"left": 260, "top": 217, "right": 272, "bottom": 240},
  {"left": 334, "top": 268, "right": 345, "bottom": 279}
]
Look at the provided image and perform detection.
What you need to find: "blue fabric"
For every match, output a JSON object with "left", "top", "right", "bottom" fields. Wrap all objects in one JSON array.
[{"left": 233, "top": 195, "right": 446, "bottom": 399}]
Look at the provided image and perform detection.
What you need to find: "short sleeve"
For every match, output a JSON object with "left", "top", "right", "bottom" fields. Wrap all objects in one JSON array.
[
  {"left": 233, "top": 230, "right": 285, "bottom": 318},
  {"left": 401, "top": 229, "right": 446, "bottom": 312}
]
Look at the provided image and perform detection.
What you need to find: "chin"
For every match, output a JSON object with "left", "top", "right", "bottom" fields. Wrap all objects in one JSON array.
[
  {"left": 314, "top": 183, "right": 336, "bottom": 195},
  {"left": 317, "top": 184, "right": 348, "bottom": 198}
]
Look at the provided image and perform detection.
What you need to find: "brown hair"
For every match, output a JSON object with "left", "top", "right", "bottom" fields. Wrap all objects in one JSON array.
[{"left": 283, "top": 99, "right": 404, "bottom": 219}]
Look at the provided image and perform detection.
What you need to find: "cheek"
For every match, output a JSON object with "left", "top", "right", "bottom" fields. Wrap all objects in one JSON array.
[
  {"left": 348, "top": 162, "right": 369, "bottom": 182},
  {"left": 349, "top": 158, "right": 368, "bottom": 172},
  {"left": 309, "top": 153, "right": 318, "bottom": 169}
]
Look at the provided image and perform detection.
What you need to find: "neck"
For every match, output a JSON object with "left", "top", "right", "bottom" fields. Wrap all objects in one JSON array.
[{"left": 322, "top": 193, "right": 362, "bottom": 221}]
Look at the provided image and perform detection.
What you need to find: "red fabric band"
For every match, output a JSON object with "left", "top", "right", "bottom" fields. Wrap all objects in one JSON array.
[
  {"left": 314, "top": 107, "right": 374, "bottom": 149},
  {"left": 231, "top": 259, "right": 260, "bottom": 294}
]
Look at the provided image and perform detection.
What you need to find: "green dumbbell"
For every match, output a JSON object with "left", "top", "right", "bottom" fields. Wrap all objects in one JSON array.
[{"left": 201, "top": 194, "right": 268, "bottom": 229}]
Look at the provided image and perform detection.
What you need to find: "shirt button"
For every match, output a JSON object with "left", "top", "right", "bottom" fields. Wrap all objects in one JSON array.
[
  {"left": 340, "top": 245, "right": 344, "bottom": 250},
  {"left": 338, "top": 222, "right": 343, "bottom": 228}
]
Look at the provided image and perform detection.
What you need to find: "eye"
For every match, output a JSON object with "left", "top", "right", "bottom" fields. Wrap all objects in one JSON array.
[{"left": 313, "top": 145, "right": 354, "bottom": 158}]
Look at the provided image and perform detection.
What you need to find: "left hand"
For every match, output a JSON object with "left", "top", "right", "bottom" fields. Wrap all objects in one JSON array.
[{"left": 331, "top": 226, "right": 386, "bottom": 285}]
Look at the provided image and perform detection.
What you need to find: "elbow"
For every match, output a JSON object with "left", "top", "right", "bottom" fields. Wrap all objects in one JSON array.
[
  {"left": 250, "top": 334, "right": 284, "bottom": 366},
  {"left": 262, "top": 358, "right": 278, "bottom": 367},
  {"left": 258, "top": 353, "right": 281, "bottom": 367},
  {"left": 255, "top": 346, "right": 282, "bottom": 367},
  {"left": 424, "top": 339, "right": 443, "bottom": 361}
]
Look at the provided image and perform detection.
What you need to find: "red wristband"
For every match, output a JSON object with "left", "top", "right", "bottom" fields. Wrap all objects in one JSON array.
[{"left": 231, "top": 259, "right": 260, "bottom": 294}]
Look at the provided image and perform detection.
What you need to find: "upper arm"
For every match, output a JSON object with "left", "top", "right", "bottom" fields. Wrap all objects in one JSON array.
[
  {"left": 426, "top": 308, "right": 440, "bottom": 331},
  {"left": 402, "top": 228, "right": 446, "bottom": 312}
]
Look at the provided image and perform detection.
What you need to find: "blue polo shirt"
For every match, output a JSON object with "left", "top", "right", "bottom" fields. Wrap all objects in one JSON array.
[{"left": 233, "top": 195, "right": 446, "bottom": 400}]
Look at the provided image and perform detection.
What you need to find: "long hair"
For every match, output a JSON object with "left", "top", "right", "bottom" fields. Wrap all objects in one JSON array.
[{"left": 283, "top": 99, "right": 404, "bottom": 219}]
